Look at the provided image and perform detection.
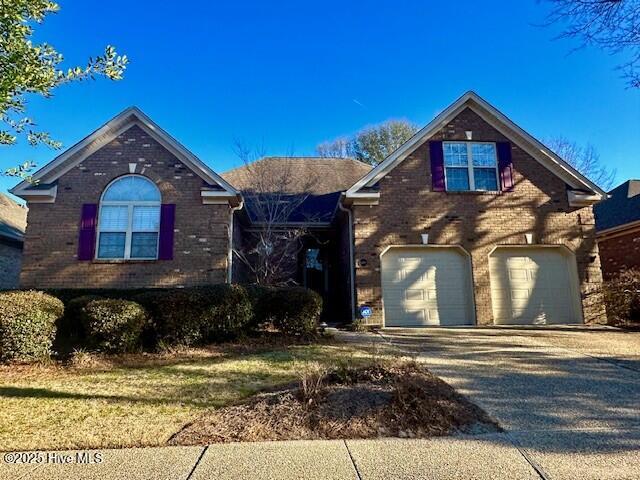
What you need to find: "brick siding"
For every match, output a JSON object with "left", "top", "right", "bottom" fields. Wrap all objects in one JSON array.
[
  {"left": 352, "top": 107, "right": 605, "bottom": 325},
  {"left": 598, "top": 228, "right": 640, "bottom": 279},
  {"left": 20, "top": 125, "right": 231, "bottom": 288},
  {"left": 0, "top": 242, "right": 22, "bottom": 290}
]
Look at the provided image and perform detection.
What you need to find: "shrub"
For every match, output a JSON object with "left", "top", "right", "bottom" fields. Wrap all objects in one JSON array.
[
  {"left": 603, "top": 269, "right": 640, "bottom": 325},
  {"left": 81, "top": 299, "right": 148, "bottom": 353},
  {"left": 197, "top": 284, "right": 253, "bottom": 341},
  {"left": 258, "top": 287, "right": 322, "bottom": 336},
  {"left": 134, "top": 289, "right": 209, "bottom": 347},
  {"left": 55, "top": 295, "right": 105, "bottom": 349},
  {"left": 46, "top": 288, "right": 152, "bottom": 305},
  {"left": 135, "top": 285, "right": 253, "bottom": 346},
  {"left": 0, "top": 290, "right": 64, "bottom": 363}
]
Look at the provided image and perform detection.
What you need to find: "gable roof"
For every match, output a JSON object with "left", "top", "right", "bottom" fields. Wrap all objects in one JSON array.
[
  {"left": 222, "top": 157, "right": 372, "bottom": 195},
  {"left": 0, "top": 194, "right": 27, "bottom": 243},
  {"left": 594, "top": 180, "right": 640, "bottom": 234},
  {"left": 10, "top": 107, "right": 239, "bottom": 201},
  {"left": 346, "top": 91, "right": 606, "bottom": 199}
]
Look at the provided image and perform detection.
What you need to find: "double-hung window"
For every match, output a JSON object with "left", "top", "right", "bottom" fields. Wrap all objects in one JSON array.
[
  {"left": 97, "top": 175, "right": 161, "bottom": 260},
  {"left": 443, "top": 142, "right": 499, "bottom": 192}
]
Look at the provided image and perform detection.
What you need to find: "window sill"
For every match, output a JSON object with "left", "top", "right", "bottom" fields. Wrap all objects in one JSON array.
[
  {"left": 444, "top": 190, "right": 503, "bottom": 195},
  {"left": 91, "top": 259, "right": 159, "bottom": 264}
]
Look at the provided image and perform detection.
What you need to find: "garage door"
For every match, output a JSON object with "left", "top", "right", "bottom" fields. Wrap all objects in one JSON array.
[
  {"left": 381, "top": 247, "right": 474, "bottom": 327},
  {"left": 489, "top": 247, "right": 582, "bottom": 325}
]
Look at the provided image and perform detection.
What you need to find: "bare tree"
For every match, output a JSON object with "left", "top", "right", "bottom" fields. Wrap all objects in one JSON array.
[
  {"left": 317, "top": 119, "right": 418, "bottom": 165},
  {"left": 543, "top": 0, "right": 640, "bottom": 87},
  {"left": 316, "top": 137, "right": 354, "bottom": 158},
  {"left": 547, "top": 136, "right": 616, "bottom": 190},
  {"left": 231, "top": 142, "right": 318, "bottom": 285}
]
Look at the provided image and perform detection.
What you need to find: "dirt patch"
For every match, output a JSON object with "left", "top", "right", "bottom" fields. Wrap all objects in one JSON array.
[{"left": 169, "top": 361, "right": 500, "bottom": 445}]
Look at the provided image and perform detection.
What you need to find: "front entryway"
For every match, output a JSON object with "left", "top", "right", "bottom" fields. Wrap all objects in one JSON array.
[
  {"left": 489, "top": 246, "right": 582, "bottom": 325},
  {"left": 381, "top": 246, "right": 474, "bottom": 327}
]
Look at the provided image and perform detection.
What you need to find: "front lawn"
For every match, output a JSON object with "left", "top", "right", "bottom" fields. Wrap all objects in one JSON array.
[{"left": 0, "top": 340, "right": 378, "bottom": 451}]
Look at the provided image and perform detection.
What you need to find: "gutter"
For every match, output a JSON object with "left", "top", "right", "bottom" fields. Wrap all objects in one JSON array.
[
  {"left": 227, "top": 198, "right": 244, "bottom": 283},
  {"left": 338, "top": 195, "right": 356, "bottom": 323}
]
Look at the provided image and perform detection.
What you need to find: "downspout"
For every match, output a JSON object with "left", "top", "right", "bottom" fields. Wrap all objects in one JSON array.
[
  {"left": 227, "top": 198, "right": 244, "bottom": 284},
  {"left": 338, "top": 196, "right": 356, "bottom": 323}
]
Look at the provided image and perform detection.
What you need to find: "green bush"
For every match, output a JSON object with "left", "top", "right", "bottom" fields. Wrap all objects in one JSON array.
[
  {"left": 46, "top": 288, "right": 152, "bottom": 305},
  {"left": 198, "top": 284, "right": 253, "bottom": 341},
  {"left": 603, "top": 269, "right": 640, "bottom": 325},
  {"left": 54, "top": 295, "right": 105, "bottom": 353},
  {"left": 135, "top": 285, "right": 253, "bottom": 346},
  {"left": 0, "top": 290, "right": 64, "bottom": 363},
  {"left": 81, "top": 299, "right": 148, "bottom": 353},
  {"left": 256, "top": 287, "right": 322, "bottom": 336},
  {"left": 134, "top": 289, "right": 209, "bottom": 347}
]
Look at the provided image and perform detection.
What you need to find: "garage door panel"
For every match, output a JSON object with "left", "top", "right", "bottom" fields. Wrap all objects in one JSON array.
[
  {"left": 489, "top": 248, "right": 581, "bottom": 325},
  {"left": 382, "top": 248, "right": 474, "bottom": 327}
]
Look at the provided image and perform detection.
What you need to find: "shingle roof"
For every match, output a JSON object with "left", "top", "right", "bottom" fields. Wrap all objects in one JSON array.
[
  {"left": 221, "top": 157, "right": 372, "bottom": 195},
  {"left": 222, "top": 157, "right": 372, "bottom": 225},
  {"left": 0, "top": 193, "right": 27, "bottom": 243},
  {"left": 594, "top": 180, "right": 640, "bottom": 233}
]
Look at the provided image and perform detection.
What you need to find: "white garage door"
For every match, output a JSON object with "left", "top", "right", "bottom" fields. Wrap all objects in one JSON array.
[
  {"left": 381, "top": 247, "right": 474, "bottom": 327},
  {"left": 489, "top": 247, "right": 582, "bottom": 325}
]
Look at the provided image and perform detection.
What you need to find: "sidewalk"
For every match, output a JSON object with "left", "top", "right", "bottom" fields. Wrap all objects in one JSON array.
[{"left": 2, "top": 435, "right": 543, "bottom": 480}]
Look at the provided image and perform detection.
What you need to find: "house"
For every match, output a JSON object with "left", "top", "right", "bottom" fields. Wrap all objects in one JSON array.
[
  {"left": 594, "top": 180, "right": 640, "bottom": 279},
  {"left": 0, "top": 193, "right": 27, "bottom": 290},
  {"left": 10, "top": 91, "right": 607, "bottom": 326}
]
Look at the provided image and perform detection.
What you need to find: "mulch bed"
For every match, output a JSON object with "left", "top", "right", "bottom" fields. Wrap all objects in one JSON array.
[{"left": 169, "top": 361, "right": 500, "bottom": 445}]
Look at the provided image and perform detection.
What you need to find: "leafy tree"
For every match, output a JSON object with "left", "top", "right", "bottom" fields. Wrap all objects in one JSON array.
[
  {"left": 1, "top": 1, "right": 128, "bottom": 178},
  {"left": 317, "top": 119, "right": 418, "bottom": 166},
  {"left": 547, "top": 136, "right": 616, "bottom": 190},
  {"left": 543, "top": 0, "right": 640, "bottom": 87}
]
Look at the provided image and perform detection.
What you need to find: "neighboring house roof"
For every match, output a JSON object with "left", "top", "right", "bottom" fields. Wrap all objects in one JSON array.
[
  {"left": 10, "top": 107, "right": 240, "bottom": 203},
  {"left": 345, "top": 91, "right": 606, "bottom": 203},
  {"left": 221, "top": 157, "right": 372, "bottom": 195},
  {"left": 0, "top": 194, "right": 27, "bottom": 243},
  {"left": 222, "top": 157, "right": 372, "bottom": 225},
  {"left": 594, "top": 180, "right": 640, "bottom": 234}
]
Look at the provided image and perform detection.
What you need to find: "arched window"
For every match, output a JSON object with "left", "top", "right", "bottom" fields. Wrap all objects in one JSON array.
[{"left": 96, "top": 175, "right": 161, "bottom": 259}]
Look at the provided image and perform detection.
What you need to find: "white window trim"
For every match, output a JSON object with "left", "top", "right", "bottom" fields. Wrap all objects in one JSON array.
[
  {"left": 443, "top": 141, "right": 500, "bottom": 192},
  {"left": 95, "top": 175, "right": 161, "bottom": 261}
]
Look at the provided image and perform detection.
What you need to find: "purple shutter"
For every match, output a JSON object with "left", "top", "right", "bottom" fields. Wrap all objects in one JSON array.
[
  {"left": 429, "top": 141, "right": 446, "bottom": 191},
  {"left": 497, "top": 142, "right": 514, "bottom": 192},
  {"left": 158, "top": 204, "right": 176, "bottom": 260},
  {"left": 78, "top": 204, "right": 98, "bottom": 261}
]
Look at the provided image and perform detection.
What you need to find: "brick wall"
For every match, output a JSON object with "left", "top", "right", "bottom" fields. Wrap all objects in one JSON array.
[
  {"left": 21, "top": 125, "right": 231, "bottom": 288},
  {"left": 0, "top": 241, "right": 22, "bottom": 290},
  {"left": 352, "top": 107, "right": 605, "bottom": 325},
  {"left": 598, "top": 227, "right": 640, "bottom": 279}
]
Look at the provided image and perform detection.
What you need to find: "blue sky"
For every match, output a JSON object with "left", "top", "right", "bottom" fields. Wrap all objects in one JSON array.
[{"left": 1, "top": 0, "right": 639, "bottom": 199}]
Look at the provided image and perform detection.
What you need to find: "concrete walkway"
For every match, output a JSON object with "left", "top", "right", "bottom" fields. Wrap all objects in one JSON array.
[
  {"left": 2, "top": 327, "right": 639, "bottom": 479},
  {"left": 2, "top": 437, "right": 543, "bottom": 480}
]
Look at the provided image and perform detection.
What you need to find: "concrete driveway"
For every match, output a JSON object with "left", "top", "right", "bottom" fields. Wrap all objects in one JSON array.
[{"left": 369, "top": 327, "right": 640, "bottom": 479}]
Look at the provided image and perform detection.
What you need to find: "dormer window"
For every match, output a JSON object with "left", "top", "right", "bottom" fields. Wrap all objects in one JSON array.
[{"left": 443, "top": 142, "right": 499, "bottom": 192}]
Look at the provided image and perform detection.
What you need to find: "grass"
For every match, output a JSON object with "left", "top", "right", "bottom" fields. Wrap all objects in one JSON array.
[{"left": 0, "top": 339, "right": 383, "bottom": 451}]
